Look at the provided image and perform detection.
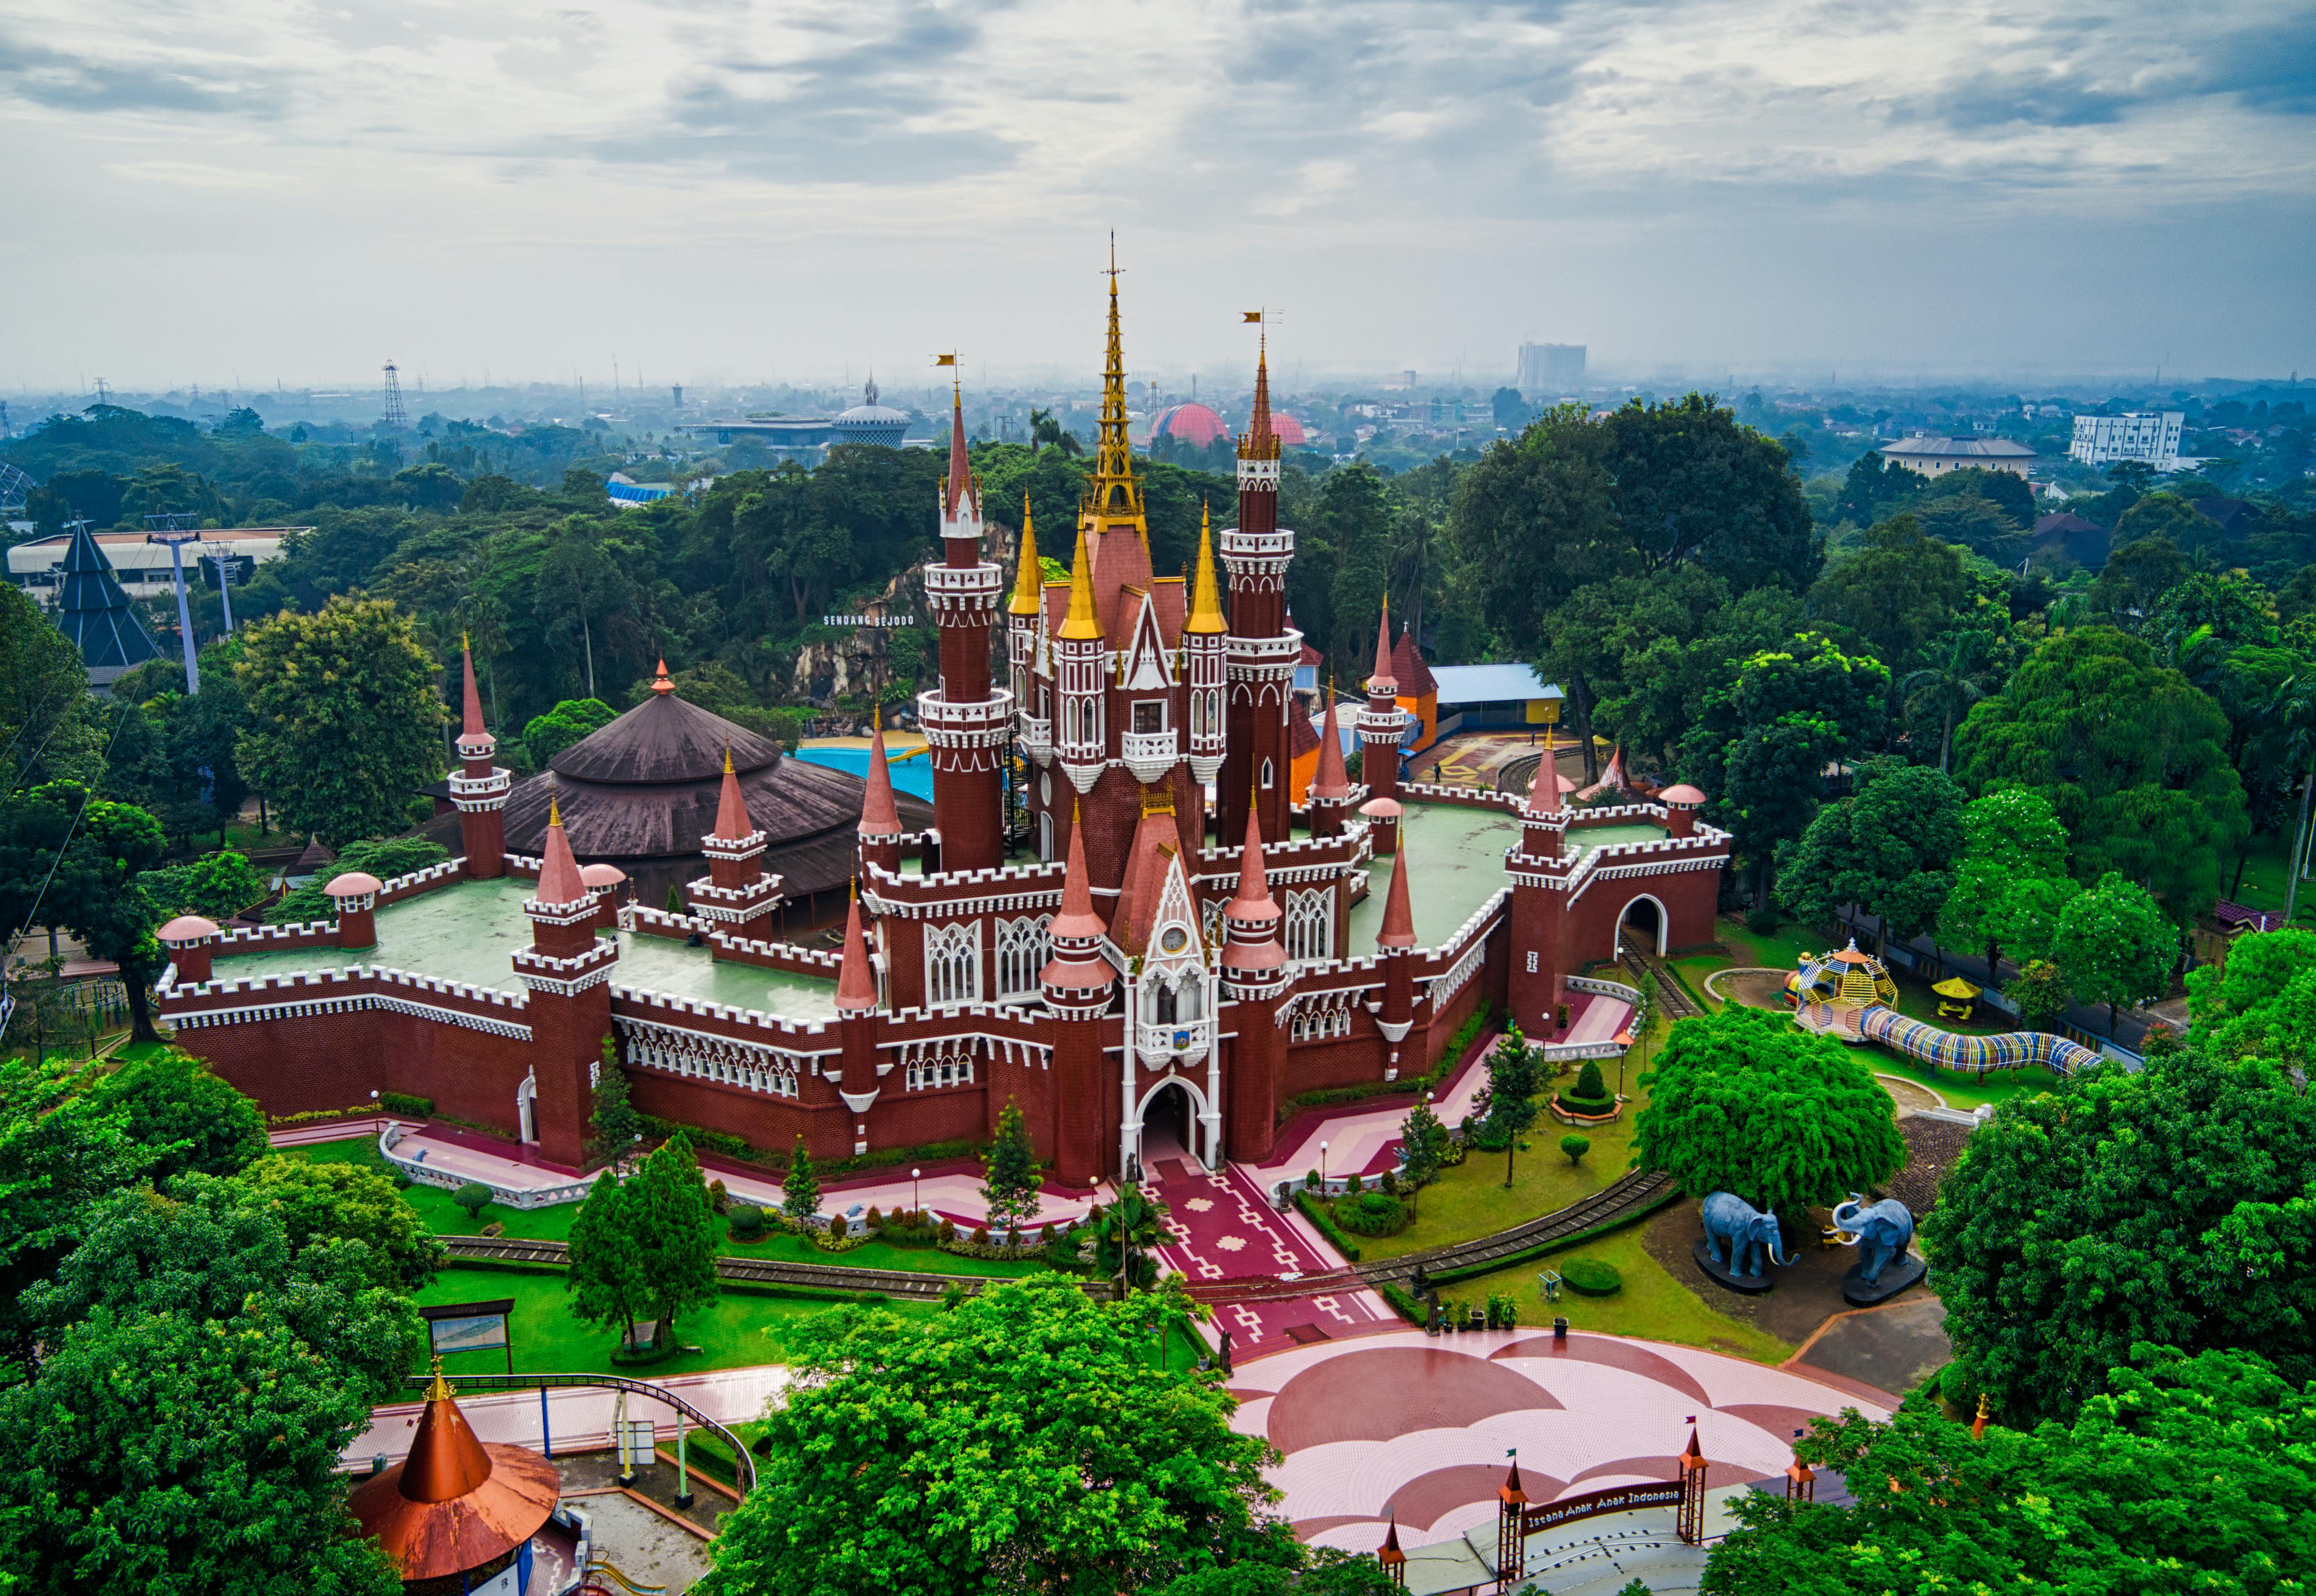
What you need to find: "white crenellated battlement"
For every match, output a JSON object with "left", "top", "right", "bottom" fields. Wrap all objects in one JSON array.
[
  {"left": 701, "top": 933, "right": 847, "bottom": 975},
  {"left": 609, "top": 985, "right": 843, "bottom": 1046},
  {"left": 623, "top": 904, "right": 710, "bottom": 937},
  {"left": 376, "top": 857, "right": 470, "bottom": 903},
  {"left": 218, "top": 919, "right": 337, "bottom": 947},
  {"left": 1399, "top": 780, "right": 1520, "bottom": 810}
]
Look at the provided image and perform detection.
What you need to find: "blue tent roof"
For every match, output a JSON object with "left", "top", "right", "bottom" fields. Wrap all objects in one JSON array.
[{"left": 1430, "top": 663, "right": 1560, "bottom": 706}]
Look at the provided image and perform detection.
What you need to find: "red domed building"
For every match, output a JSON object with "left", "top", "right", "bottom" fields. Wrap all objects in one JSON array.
[{"left": 1150, "top": 401, "right": 1229, "bottom": 447}]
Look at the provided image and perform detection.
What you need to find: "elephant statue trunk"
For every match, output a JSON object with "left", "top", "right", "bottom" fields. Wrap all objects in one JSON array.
[{"left": 1830, "top": 1192, "right": 1916, "bottom": 1287}]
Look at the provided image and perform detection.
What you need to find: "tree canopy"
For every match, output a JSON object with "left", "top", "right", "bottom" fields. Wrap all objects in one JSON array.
[
  {"left": 1778, "top": 760, "right": 1965, "bottom": 953},
  {"left": 701, "top": 1274, "right": 1285, "bottom": 1596}
]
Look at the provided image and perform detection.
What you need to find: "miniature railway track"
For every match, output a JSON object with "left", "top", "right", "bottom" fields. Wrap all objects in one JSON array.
[
  {"left": 1357, "top": 1169, "right": 1678, "bottom": 1286},
  {"left": 1622, "top": 946, "right": 1704, "bottom": 1020},
  {"left": 443, "top": 1234, "right": 969, "bottom": 1299}
]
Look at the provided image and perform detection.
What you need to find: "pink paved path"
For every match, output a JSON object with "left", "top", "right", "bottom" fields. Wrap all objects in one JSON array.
[{"left": 1226, "top": 1326, "right": 1889, "bottom": 1553}]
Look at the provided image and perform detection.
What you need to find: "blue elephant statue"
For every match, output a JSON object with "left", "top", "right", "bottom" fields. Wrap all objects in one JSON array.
[
  {"left": 1700, "top": 1192, "right": 1790, "bottom": 1278},
  {"left": 1830, "top": 1193, "right": 1916, "bottom": 1285}
]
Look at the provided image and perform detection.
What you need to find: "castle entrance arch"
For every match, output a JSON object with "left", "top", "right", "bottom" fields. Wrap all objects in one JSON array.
[
  {"left": 1615, "top": 893, "right": 1668, "bottom": 959},
  {"left": 1127, "top": 1074, "right": 1213, "bottom": 1177}
]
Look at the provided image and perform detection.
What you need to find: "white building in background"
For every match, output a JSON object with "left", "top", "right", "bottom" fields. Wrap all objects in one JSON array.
[
  {"left": 6, "top": 526, "right": 300, "bottom": 606},
  {"left": 1517, "top": 343, "right": 1586, "bottom": 396},
  {"left": 2071, "top": 412, "right": 2186, "bottom": 472}
]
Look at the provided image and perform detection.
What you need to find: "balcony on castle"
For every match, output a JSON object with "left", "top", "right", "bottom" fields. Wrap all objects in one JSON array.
[
  {"left": 1017, "top": 714, "right": 1052, "bottom": 765},
  {"left": 1121, "top": 728, "right": 1178, "bottom": 783},
  {"left": 1137, "top": 1016, "right": 1213, "bottom": 1062}
]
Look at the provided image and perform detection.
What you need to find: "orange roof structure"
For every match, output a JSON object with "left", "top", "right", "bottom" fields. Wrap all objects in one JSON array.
[
  {"left": 835, "top": 891, "right": 878, "bottom": 1012},
  {"left": 534, "top": 796, "right": 588, "bottom": 907},
  {"left": 346, "top": 1367, "right": 559, "bottom": 1584},
  {"left": 1377, "top": 847, "right": 1418, "bottom": 949}
]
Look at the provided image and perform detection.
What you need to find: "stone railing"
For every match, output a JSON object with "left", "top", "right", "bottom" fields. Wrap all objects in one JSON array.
[{"left": 379, "top": 1123, "right": 594, "bottom": 1208}]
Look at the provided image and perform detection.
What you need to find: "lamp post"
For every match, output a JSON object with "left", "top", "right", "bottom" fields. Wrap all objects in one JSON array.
[
  {"left": 912, "top": 1166, "right": 921, "bottom": 1220},
  {"left": 1320, "top": 1140, "right": 1329, "bottom": 1189}
]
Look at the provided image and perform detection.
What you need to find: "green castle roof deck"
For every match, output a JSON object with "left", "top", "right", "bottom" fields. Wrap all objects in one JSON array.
[{"left": 207, "top": 876, "right": 839, "bottom": 1022}]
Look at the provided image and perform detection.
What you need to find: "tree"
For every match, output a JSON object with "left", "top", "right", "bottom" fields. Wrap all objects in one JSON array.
[
  {"left": 1479, "top": 1025, "right": 1541, "bottom": 1186},
  {"left": 264, "top": 837, "right": 446, "bottom": 925},
  {"left": 981, "top": 1099, "right": 1042, "bottom": 1241},
  {"left": 624, "top": 1132, "right": 720, "bottom": 1345},
  {"left": 239, "top": 1153, "right": 446, "bottom": 1291},
  {"left": 1955, "top": 627, "right": 2248, "bottom": 921},
  {"left": 1559, "top": 1133, "right": 1591, "bottom": 1167},
  {"left": 2054, "top": 872, "right": 2176, "bottom": 1036},
  {"left": 1897, "top": 628, "right": 1994, "bottom": 773},
  {"left": 1398, "top": 1095, "right": 1449, "bottom": 1196},
  {"left": 2003, "top": 958, "right": 2072, "bottom": 1031},
  {"left": 1702, "top": 1347, "right": 2316, "bottom": 1596},
  {"left": 700, "top": 1275, "right": 1282, "bottom": 1596},
  {"left": 781, "top": 1135, "right": 821, "bottom": 1223},
  {"left": 452, "top": 1180, "right": 494, "bottom": 1220},
  {"left": 0, "top": 781, "right": 172, "bottom": 1042},
  {"left": 1923, "top": 1048, "right": 2316, "bottom": 1425},
  {"left": 2184, "top": 926, "right": 2316, "bottom": 1066},
  {"left": 1605, "top": 394, "right": 1819, "bottom": 592},
  {"left": 1634, "top": 1008, "right": 1904, "bottom": 1223},
  {"left": 1447, "top": 404, "right": 1624, "bottom": 653},
  {"left": 1152, "top": 1547, "right": 1395, "bottom": 1596},
  {"left": 136, "top": 848, "right": 267, "bottom": 922},
  {"left": 96, "top": 1047, "right": 266, "bottom": 1186},
  {"left": 566, "top": 1172, "right": 647, "bottom": 1349},
  {"left": 1093, "top": 1187, "right": 1170, "bottom": 1298},
  {"left": 2087, "top": 533, "right": 2190, "bottom": 627},
  {"left": 523, "top": 697, "right": 619, "bottom": 769},
  {"left": 1805, "top": 515, "right": 1972, "bottom": 673},
  {"left": 1777, "top": 761, "right": 1966, "bottom": 957},
  {"left": 0, "top": 584, "right": 94, "bottom": 788},
  {"left": 587, "top": 1041, "right": 644, "bottom": 1168},
  {"left": 0, "top": 1054, "right": 151, "bottom": 1361},
  {"left": 1938, "top": 789, "right": 2073, "bottom": 976},
  {"left": 235, "top": 596, "right": 445, "bottom": 846}
]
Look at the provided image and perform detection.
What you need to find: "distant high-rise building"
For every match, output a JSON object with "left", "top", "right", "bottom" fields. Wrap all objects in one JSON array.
[
  {"left": 2071, "top": 412, "right": 2185, "bottom": 473},
  {"left": 671, "top": 384, "right": 684, "bottom": 409},
  {"left": 1517, "top": 343, "right": 1585, "bottom": 396}
]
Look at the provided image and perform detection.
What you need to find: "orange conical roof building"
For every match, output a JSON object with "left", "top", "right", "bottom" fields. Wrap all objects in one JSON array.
[{"left": 348, "top": 1365, "right": 560, "bottom": 1588}]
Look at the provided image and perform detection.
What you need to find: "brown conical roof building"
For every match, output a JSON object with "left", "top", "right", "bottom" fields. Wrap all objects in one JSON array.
[{"left": 347, "top": 1366, "right": 560, "bottom": 1586}]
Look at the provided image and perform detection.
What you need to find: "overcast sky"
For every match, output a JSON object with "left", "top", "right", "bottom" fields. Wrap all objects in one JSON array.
[{"left": 5, "top": 0, "right": 2313, "bottom": 393}]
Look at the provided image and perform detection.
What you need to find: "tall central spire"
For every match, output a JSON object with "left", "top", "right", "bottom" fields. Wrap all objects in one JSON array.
[{"left": 1084, "top": 235, "right": 1144, "bottom": 535}]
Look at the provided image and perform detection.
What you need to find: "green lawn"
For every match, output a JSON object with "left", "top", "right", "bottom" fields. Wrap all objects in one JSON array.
[
  {"left": 1863, "top": 1051, "right": 2067, "bottom": 1114},
  {"left": 1426, "top": 1225, "right": 1794, "bottom": 1364}
]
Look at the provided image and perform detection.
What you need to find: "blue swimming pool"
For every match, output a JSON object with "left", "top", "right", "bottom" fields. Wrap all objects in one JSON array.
[{"left": 792, "top": 745, "right": 937, "bottom": 802}]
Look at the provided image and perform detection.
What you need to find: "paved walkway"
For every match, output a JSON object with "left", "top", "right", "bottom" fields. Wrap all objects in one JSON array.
[{"left": 342, "top": 1364, "right": 790, "bottom": 1470}]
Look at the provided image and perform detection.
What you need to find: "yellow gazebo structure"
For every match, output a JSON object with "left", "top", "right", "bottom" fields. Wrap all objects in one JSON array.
[{"left": 1933, "top": 975, "right": 1982, "bottom": 1021}]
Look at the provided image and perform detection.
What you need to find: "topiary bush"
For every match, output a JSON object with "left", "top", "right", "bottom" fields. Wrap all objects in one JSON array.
[
  {"left": 1336, "top": 1190, "right": 1411, "bottom": 1237},
  {"left": 728, "top": 1201, "right": 764, "bottom": 1239},
  {"left": 1561, "top": 1257, "right": 1623, "bottom": 1296},
  {"left": 451, "top": 1181, "right": 493, "bottom": 1220}
]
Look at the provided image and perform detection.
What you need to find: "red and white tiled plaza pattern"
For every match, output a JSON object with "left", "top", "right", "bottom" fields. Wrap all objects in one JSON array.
[{"left": 1225, "top": 1327, "right": 1889, "bottom": 1554}]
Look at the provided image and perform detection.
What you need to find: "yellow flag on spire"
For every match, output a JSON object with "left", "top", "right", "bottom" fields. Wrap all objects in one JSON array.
[{"left": 1242, "top": 311, "right": 1264, "bottom": 323}]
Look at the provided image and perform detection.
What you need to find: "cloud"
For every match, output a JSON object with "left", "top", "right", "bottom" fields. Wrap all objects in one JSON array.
[{"left": 0, "top": 34, "right": 296, "bottom": 117}]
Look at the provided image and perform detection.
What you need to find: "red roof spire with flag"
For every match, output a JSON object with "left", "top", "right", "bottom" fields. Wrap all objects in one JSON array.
[
  {"left": 535, "top": 791, "right": 586, "bottom": 907},
  {"left": 1377, "top": 844, "right": 1417, "bottom": 948},
  {"left": 1239, "top": 325, "right": 1280, "bottom": 462},
  {"left": 835, "top": 886, "right": 877, "bottom": 1012},
  {"left": 1311, "top": 695, "right": 1352, "bottom": 800},
  {"left": 459, "top": 635, "right": 487, "bottom": 741},
  {"left": 1369, "top": 597, "right": 1397, "bottom": 695},
  {"left": 941, "top": 363, "right": 979, "bottom": 540},
  {"left": 709, "top": 745, "right": 752, "bottom": 843}
]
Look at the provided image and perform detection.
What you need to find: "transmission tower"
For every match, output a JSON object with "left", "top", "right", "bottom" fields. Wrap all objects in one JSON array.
[{"left": 381, "top": 361, "right": 409, "bottom": 430}]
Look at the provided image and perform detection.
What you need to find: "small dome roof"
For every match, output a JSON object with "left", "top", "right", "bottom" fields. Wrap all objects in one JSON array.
[
  {"left": 1152, "top": 402, "right": 1228, "bottom": 447},
  {"left": 832, "top": 377, "right": 910, "bottom": 446},
  {"left": 159, "top": 914, "right": 220, "bottom": 943},
  {"left": 580, "top": 863, "right": 627, "bottom": 886},
  {"left": 1271, "top": 411, "right": 1308, "bottom": 447},
  {"left": 1659, "top": 783, "right": 1706, "bottom": 804},
  {"left": 325, "top": 871, "right": 383, "bottom": 896},
  {"left": 1359, "top": 796, "right": 1404, "bottom": 819}
]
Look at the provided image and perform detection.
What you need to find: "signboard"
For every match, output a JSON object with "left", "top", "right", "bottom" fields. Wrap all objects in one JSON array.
[
  {"left": 618, "top": 1418, "right": 657, "bottom": 1468},
  {"left": 1520, "top": 1480, "right": 1683, "bottom": 1534},
  {"left": 421, "top": 1299, "right": 515, "bottom": 1372}
]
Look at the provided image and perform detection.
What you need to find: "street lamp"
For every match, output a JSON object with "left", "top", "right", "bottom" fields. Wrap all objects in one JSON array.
[
  {"left": 1320, "top": 1141, "right": 1329, "bottom": 1188},
  {"left": 912, "top": 1167, "right": 922, "bottom": 1220}
]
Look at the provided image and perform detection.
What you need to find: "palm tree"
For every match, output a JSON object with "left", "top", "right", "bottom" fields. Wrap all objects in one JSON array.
[
  {"left": 1900, "top": 631, "right": 1993, "bottom": 773},
  {"left": 1028, "top": 408, "right": 1081, "bottom": 458},
  {"left": 2268, "top": 672, "right": 2316, "bottom": 925}
]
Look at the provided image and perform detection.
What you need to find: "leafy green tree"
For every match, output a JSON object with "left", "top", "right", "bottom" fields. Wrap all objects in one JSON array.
[
  {"left": 1778, "top": 761, "right": 1965, "bottom": 957},
  {"left": 1151, "top": 1546, "right": 1394, "bottom": 1596},
  {"left": 1923, "top": 1048, "right": 2316, "bottom": 1424},
  {"left": 1559, "top": 1133, "right": 1591, "bottom": 1167},
  {"left": 1448, "top": 404, "right": 1626, "bottom": 653},
  {"left": 1702, "top": 1347, "right": 2316, "bottom": 1596},
  {"left": 1897, "top": 627, "right": 1995, "bottom": 773},
  {"left": 1635, "top": 1008, "right": 1904, "bottom": 1223},
  {"left": 1911, "top": 493, "right": 2026, "bottom": 564},
  {"left": 2004, "top": 958, "right": 2072, "bottom": 1031},
  {"left": 0, "top": 780, "right": 171, "bottom": 1040},
  {"left": 96, "top": 1047, "right": 266, "bottom": 1186},
  {"left": 1939, "top": 788, "right": 2074, "bottom": 975},
  {"left": 1398, "top": 1095, "right": 1449, "bottom": 1194},
  {"left": 522, "top": 697, "right": 619, "bottom": 768},
  {"left": 264, "top": 837, "right": 447, "bottom": 925},
  {"left": 452, "top": 1180, "right": 493, "bottom": 1220},
  {"left": 2087, "top": 533, "right": 2191, "bottom": 626},
  {"left": 625, "top": 1132, "right": 720, "bottom": 1345},
  {"left": 1830, "top": 452, "right": 1919, "bottom": 528},
  {"left": 1093, "top": 1187, "right": 1170, "bottom": 1297},
  {"left": 587, "top": 1042, "right": 644, "bottom": 1168},
  {"left": 1605, "top": 394, "right": 1818, "bottom": 592},
  {"left": 1478, "top": 1025, "right": 1541, "bottom": 1186},
  {"left": 235, "top": 596, "right": 445, "bottom": 846},
  {"left": 0, "top": 584, "right": 95, "bottom": 788},
  {"left": 0, "top": 1055, "right": 151, "bottom": 1360},
  {"left": 1919, "top": 463, "right": 2037, "bottom": 529},
  {"left": 1805, "top": 515, "right": 1972, "bottom": 673},
  {"left": 2184, "top": 926, "right": 2316, "bottom": 1065},
  {"left": 701, "top": 1275, "right": 1281, "bottom": 1596},
  {"left": 981, "top": 1099, "right": 1042, "bottom": 1241},
  {"left": 780, "top": 1135, "right": 823, "bottom": 1223},
  {"left": 2054, "top": 872, "right": 2177, "bottom": 1036},
  {"left": 239, "top": 1153, "right": 445, "bottom": 1291},
  {"left": 136, "top": 849, "right": 267, "bottom": 923},
  {"left": 566, "top": 1171, "right": 647, "bottom": 1349},
  {"left": 1955, "top": 627, "right": 2247, "bottom": 921}
]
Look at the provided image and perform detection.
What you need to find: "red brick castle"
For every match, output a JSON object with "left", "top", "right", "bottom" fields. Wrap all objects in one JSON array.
[{"left": 157, "top": 273, "right": 1731, "bottom": 1187}]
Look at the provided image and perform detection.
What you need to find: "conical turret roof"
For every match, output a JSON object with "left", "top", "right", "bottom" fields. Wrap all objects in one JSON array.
[
  {"left": 345, "top": 1366, "right": 560, "bottom": 1584},
  {"left": 53, "top": 522, "right": 160, "bottom": 672}
]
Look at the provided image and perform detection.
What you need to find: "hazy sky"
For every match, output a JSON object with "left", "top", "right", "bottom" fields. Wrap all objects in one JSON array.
[{"left": 6, "top": 0, "right": 2313, "bottom": 392}]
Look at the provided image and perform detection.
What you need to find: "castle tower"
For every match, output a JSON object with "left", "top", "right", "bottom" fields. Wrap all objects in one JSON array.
[
  {"left": 1375, "top": 843, "right": 1420, "bottom": 1067},
  {"left": 858, "top": 716, "right": 904, "bottom": 876},
  {"left": 1220, "top": 805, "right": 1290, "bottom": 1161},
  {"left": 510, "top": 798, "right": 619, "bottom": 1168},
  {"left": 833, "top": 889, "right": 881, "bottom": 1156},
  {"left": 918, "top": 380, "right": 1009, "bottom": 874},
  {"left": 1182, "top": 503, "right": 1227, "bottom": 786},
  {"left": 1308, "top": 693, "right": 1356, "bottom": 838},
  {"left": 1219, "top": 333, "right": 1300, "bottom": 846},
  {"left": 1361, "top": 601, "right": 1408, "bottom": 853},
  {"left": 1041, "top": 804, "right": 1115, "bottom": 1186},
  {"left": 1007, "top": 495, "right": 1052, "bottom": 769},
  {"left": 1054, "top": 526, "right": 1106, "bottom": 794},
  {"left": 449, "top": 637, "right": 511, "bottom": 878},
  {"left": 687, "top": 748, "right": 784, "bottom": 937},
  {"left": 1504, "top": 756, "right": 1571, "bottom": 1035}
]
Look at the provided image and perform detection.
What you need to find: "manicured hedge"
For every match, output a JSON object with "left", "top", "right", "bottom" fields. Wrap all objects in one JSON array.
[
  {"left": 1561, "top": 1257, "right": 1623, "bottom": 1296},
  {"left": 1294, "top": 1191, "right": 1362, "bottom": 1262}
]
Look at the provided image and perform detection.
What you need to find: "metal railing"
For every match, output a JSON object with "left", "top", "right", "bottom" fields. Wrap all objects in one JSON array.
[{"left": 408, "top": 1370, "right": 757, "bottom": 1494}]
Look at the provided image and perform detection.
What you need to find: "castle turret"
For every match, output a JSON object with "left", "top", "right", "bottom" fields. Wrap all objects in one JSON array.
[
  {"left": 1503, "top": 755, "right": 1572, "bottom": 1036},
  {"left": 449, "top": 637, "right": 511, "bottom": 878},
  {"left": 858, "top": 715, "right": 904, "bottom": 876},
  {"left": 1375, "top": 843, "right": 1419, "bottom": 1058},
  {"left": 1308, "top": 693, "right": 1356, "bottom": 838},
  {"left": 1054, "top": 525, "right": 1106, "bottom": 794},
  {"left": 326, "top": 871, "right": 382, "bottom": 951},
  {"left": 918, "top": 380, "right": 1009, "bottom": 874},
  {"left": 1008, "top": 494, "right": 1051, "bottom": 768},
  {"left": 158, "top": 914, "right": 220, "bottom": 985},
  {"left": 1183, "top": 502, "right": 1227, "bottom": 788},
  {"left": 1220, "top": 806, "right": 1290, "bottom": 1161},
  {"left": 511, "top": 797, "right": 618, "bottom": 1168},
  {"left": 833, "top": 888, "right": 881, "bottom": 1153},
  {"left": 1361, "top": 601, "right": 1407, "bottom": 854},
  {"left": 686, "top": 747, "right": 784, "bottom": 938},
  {"left": 1040, "top": 803, "right": 1114, "bottom": 1187},
  {"left": 1219, "top": 333, "right": 1300, "bottom": 846}
]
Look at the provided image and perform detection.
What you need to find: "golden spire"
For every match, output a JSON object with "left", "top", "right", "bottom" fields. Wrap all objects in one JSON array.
[
  {"left": 1185, "top": 500, "right": 1225, "bottom": 634},
  {"left": 1008, "top": 493, "right": 1042, "bottom": 615},
  {"left": 722, "top": 745, "right": 734, "bottom": 775},
  {"left": 1060, "top": 524, "right": 1103, "bottom": 640},
  {"left": 1082, "top": 235, "right": 1146, "bottom": 536},
  {"left": 425, "top": 1354, "right": 454, "bottom": 1402}
]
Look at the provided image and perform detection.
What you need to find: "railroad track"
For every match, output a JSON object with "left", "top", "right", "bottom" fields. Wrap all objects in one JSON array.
[
  {"left": 1357, "top": 1169, "right": 1678, "bottom": 1286},
  {"left": 1622, "top": 946, "right": 1704, "bottom": 1020},
  {"left": 443, "top": 1234, "right": 971, "bottom": 1300}
]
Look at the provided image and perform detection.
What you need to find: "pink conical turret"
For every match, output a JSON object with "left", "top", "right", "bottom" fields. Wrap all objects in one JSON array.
[
  {"left": 1368, "top": 597, "right": 1398, "bottom": 696},
  {"left": 1311, "top": 696, "right": 1351, "bottom": 800},
  {"left": 859, "top": 718, "right": 901, "bottom": 839},
  {"left": 458, "top": 639, "right": 488, "bottom": 746},
  {"left": 1377, "top": 845, "right": 1417, "bottom": 949},
  {"left": 1049, "top": 804, "right": 1109, "bottom": 945},
  {"left": 535, "top": 794, "right": 587, "bottom": 908},
  {"left": 709, "top": 746, "right": 751, "bottom": 844},
  {"left": 835, "top": 890, "right": 877, "bottom": 1013},
  {"left": 450, "top": 633, "right": 510, "bottom": 879},
  {"left": 1222, "top": 806, "right": 1284, "bottom": 974}
]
